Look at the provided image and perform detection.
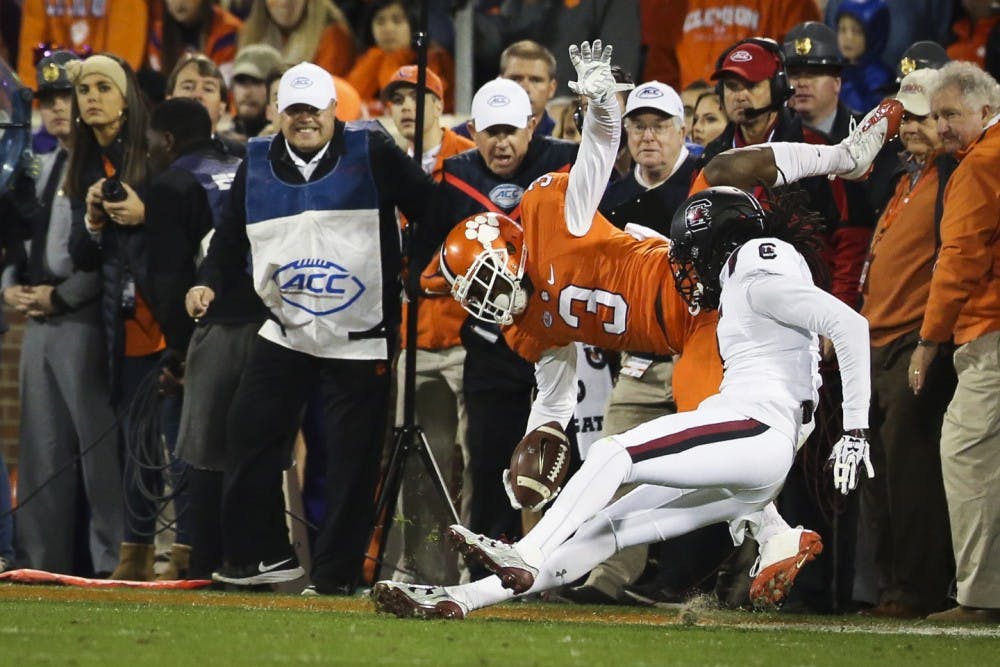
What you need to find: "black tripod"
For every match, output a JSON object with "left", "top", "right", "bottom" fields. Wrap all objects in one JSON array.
[{"left": 366, "top": 2, "right": 461, "bottom": 583}]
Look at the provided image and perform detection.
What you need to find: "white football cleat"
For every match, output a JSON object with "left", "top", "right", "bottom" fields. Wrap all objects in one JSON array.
[
  {"left": 749, "top": 526, "right": 823, "bottom": 609},
  {"left": 837, "top": 98, "right": 904, "bottom": 181},
  {"left": 446, "top": 524, "right": 538, "bottom": 594},
  {"left": 371, "top": 581, "right": 468, "bottom": 619}
]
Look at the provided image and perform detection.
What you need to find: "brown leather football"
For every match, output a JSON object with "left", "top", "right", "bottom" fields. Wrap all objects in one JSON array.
[{"left": 509, "top": 422, "right": 571, "bottom": 511}]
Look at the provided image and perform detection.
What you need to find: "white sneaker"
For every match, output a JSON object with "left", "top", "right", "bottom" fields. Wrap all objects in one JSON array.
[
  {"left": 371, "top": 581, "right": 468, "bottom": 619},
  {"left": 837, "top": 99, "right": 904, "bottom": 181},
  {"left": 446, "top": 524, "right": 538, "bottom": 594},
  {"left": 749, "top": 527, "right": 823, "bottom": 609}
]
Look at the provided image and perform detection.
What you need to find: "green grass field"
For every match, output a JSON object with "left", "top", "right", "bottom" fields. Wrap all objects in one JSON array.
[{"left": 2, "top": 585, "right": 998, "bottom": 666}]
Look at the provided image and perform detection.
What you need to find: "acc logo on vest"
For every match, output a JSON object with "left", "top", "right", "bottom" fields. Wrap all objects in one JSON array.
[
  {"left": 273, "top": 258, "right": 366, "bottom": 316},
  {"left": 489, "top": 183, "right": 523, "bottom": 209}
]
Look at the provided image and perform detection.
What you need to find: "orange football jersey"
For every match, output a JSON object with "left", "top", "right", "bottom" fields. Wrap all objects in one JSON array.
[{"left": 504, "top": 173, "right": 704, "bottom": 362}]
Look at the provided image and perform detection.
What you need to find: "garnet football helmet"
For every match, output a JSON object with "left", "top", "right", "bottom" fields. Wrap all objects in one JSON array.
[
  {"left": 439, "top": 212, "right": 529, "bottom": 326},
  {"left": 669, "top": 186, "right": 767, "bottom": 312}
]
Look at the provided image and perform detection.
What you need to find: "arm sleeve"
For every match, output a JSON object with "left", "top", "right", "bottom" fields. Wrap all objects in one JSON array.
[
  {"left": 746, "top": 275, "right": 871, "bottom": 430},
  {"left": 51, "top": 269, "right": 101, "bottom": 310},
  {"left": 68, "top": 202, "right": 104, "bottom": 272},
  {"left": 527, "top": 344, "right": 579, "bottom": 433},
  {"left": 565, "top": 95, "right": 622, "bottom": 237}
]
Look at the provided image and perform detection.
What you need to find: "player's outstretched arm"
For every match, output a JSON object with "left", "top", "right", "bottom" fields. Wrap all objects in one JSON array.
[
  {"left": 527, "top": 344, "right": 578, "bottom": 433},
  {"left": 565, "top": 40, "right": 632, "bottom": 238}
]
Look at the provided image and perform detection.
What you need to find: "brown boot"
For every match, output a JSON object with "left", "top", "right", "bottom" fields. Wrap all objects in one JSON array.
[
  {"left": 109, "top": 543, "right": 155, "bottom": 581},
  {"left": 157, "top": 544, "right": 193, "bottom": 581}
]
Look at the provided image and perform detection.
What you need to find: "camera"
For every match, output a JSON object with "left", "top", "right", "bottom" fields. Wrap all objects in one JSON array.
[{"left": 101, "top": 176, "right": 128, "bottom": 203}]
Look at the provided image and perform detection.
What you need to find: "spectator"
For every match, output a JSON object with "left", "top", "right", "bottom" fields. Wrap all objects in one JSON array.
[
  {"left": 671, "top": 0, "right": 821, "bottom": 88},
  {"left": 834, "top": 0, "right": 895, "bottom": 113},
  {"left": 65, "top": 53, "right": 185, "bottom": 581},
  {"left": 947, "top": 0, "right": 1000, "bottom": 68},
  {"left": 346, "top": 0, "right": 455, "bottom": 116},
  {"left": 17, "top": 0, "right": 149, "bottom": 90},
  {"left": 691, "top": 91, "right": 726, "bottom": 146},
  {"left": 165, "top": 53, "right": 245, "bottom": 157},
  {"left": 143, "top": 97, "right": 248, "bottom": 579},
  {"left": 908, "top": 61, "right": 1000, "bottom": 624},
  {"left": 432, "top": 77, "right": 577, "bottom": 563},
  {"left": 856, "top": 68, "right": 957, "bottom": 619},
  {"left": 380, "top": 65, "right": 474, "bottom": 584},
  {"left": 553, "top": 98, "right": 582, "bottom": 143},
  {"left": 237, "top": 0, "right": 355, "bottom": 78},
  {"left": 784, "top": 21, "right": 859, "bottom": 141},
  {"left": 227, "top": 44, "right": 284, "bottom": 142},
  {"left": 201, "top": 62, "right": 435, "bottom": 593},
  {"left": 474, "top": 0, "right": 642, "bottom": 97},
  {"left": 2, "top": 50, "right": 123, "bottom": 577},
  {"left": 896, "top": 40, "right": 951, "bottom": 82},
  {"left": 146, "top": 0, "right": 243, "bottom": 88},
  {"left": 679, "top": 79, "right": 711, "bottom": 139},
  {"left": 823, "top": 0, "right": 954, "bottom": 73}
]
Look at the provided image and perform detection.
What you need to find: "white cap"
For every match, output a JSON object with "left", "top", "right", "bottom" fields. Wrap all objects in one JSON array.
[
  {"left": 277, "top": 62, "right": 337, "bottom": 113},
  {"left": 895, "top": 68, "right": 938, "bottom": 117},
  {"left": 470, "top": 78, "right": 532, "bottom": 131},
  {"left": 624, "top": 81, "right": 684, "bottom": 119}
]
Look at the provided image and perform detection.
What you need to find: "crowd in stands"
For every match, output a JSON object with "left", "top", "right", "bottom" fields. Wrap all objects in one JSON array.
[{"left": 0, "top": 0, "right": 997, "bottom": 625}]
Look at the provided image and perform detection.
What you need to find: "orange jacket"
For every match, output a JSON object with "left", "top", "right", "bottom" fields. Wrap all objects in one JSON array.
[
  {"left": 946, "top": 15, "right": 1000, "bottom": 68},
  {"left": 146, "top": 5, "right": 242, "bottom": 75},
  {"left": 861, "top": 158, "right": 941, "bottom": 347},
  {"left": 401, "top": 129, "right": 475, "bottom": 351},
  {"left": 674, "top": 0, "right": 820, "bottom": 88},
  {"left": 921, "top": 120, "right": 1000, "bottom": 345},
  {"left": 346, "top": 45, "right": 455, "bottom": 116},
  {"left": 313, "top": 23, "right": 356, "bottom": 78},
  {"left": 18, "top": 0, "right": 149, "bottom": 89},
  {"left": 333, "top": 76, "right": 363, "bottom": 121}
]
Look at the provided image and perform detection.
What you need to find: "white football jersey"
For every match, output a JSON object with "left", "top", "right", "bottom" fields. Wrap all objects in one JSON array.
[{"left": 702, "top": 237, "right": 869, "bottom": 444}]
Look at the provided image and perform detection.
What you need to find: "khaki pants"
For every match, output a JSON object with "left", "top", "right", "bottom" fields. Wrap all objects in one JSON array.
[{"left": 941, "top": 330, "right": 1000, "bottom": 608}]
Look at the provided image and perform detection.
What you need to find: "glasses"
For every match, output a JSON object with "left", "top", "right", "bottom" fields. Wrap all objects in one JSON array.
[{"left": 624, "top": 121, "right": 674, "bottom": 137}]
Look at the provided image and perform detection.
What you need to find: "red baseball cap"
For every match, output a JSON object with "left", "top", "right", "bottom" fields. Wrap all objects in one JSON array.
[
  {"left": 381, "top": 65, "right": 444, "bottom": 102},
  {"left": 711, "top": 42, "right": 780, "bottom": 83}
]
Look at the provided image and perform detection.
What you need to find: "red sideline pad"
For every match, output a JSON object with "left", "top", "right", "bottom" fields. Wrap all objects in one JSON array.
[{"left": 0, "top": 568, "right": 213, "bottom": 589}]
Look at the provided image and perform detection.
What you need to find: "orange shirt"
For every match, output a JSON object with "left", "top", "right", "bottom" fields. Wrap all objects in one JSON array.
[
  {"left": 125, "top": 290, "right": 166, "bottom": 358},
  {"left": 401, "top": 128, "right": 476, "bottom": 351},
  {"left": 675, "top": 0, "right": 820, "bottom": 88},
  {"left": 346, "top": 45, "right": 455, "bottom": 116},
  {"left": 860, "top": 159, "right": 941, "bottom": 347},
  {"left": 146, "top": 5, "right": 242, "bottom": 75},
  {"left": 503, "top": 173, "right": 722, "bottom": 412},
  {"left": 18, "top": 0, "right": 149, "bottom": 89},
  {"left": 313, "top": 23, "right": 356, "bottom": 78},
  {"left": 921, "top": 120, "right": 1000, "bottom": 345},
  {"left": 946, "top": 15, "right": 1000, "bottom": 68},
  {"left": 333, "top": 76, "right": 363, "bottom": 121}
]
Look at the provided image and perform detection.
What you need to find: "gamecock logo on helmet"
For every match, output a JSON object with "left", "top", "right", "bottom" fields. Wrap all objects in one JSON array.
[{"left": 684, "top": 199, "right": 712, "bottom": 233}]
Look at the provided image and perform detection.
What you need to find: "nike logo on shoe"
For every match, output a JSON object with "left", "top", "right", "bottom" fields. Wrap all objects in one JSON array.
[{"left": 258, "top": 558, "right": 292, "bottom": 573}]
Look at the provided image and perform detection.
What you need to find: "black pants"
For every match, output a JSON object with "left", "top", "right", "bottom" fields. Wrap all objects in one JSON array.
[
  {"left": 222, "top": 336, "right": 391, "bottom": 591},
  {"left": 863, "top": 331, "right": 956, "bottom": 612}
]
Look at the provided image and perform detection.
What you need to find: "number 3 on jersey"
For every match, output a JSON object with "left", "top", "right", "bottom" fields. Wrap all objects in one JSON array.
[{"left": 559, "top": 286, "right": 627, "bottom": 335}]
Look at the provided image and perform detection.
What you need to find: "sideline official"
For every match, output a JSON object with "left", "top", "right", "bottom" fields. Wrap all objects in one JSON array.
[{"left": 197, "top": 62, "right": 436, "bottom": 593}]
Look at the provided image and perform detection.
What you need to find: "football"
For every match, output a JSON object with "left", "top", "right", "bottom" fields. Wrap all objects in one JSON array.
[{"left": 509, "top": 422, "right": 571, "bottom": 511}]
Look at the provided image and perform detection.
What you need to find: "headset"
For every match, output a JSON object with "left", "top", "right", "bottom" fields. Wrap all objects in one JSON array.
[{"left": 714, "top": 37, "right": 793, "bottom": 117}]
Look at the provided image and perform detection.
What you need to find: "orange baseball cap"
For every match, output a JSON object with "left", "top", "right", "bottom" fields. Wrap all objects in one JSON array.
[{"left": 381, "top": 65, "right": 444, "bottom": 102}]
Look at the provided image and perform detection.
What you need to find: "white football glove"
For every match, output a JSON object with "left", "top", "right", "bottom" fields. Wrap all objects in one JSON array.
[
  {"left": 567, "top": 40, "right": 633, "bottom": 104},
  {"left": 827, "top": 429, "right": 875, "bottom": 495}
]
